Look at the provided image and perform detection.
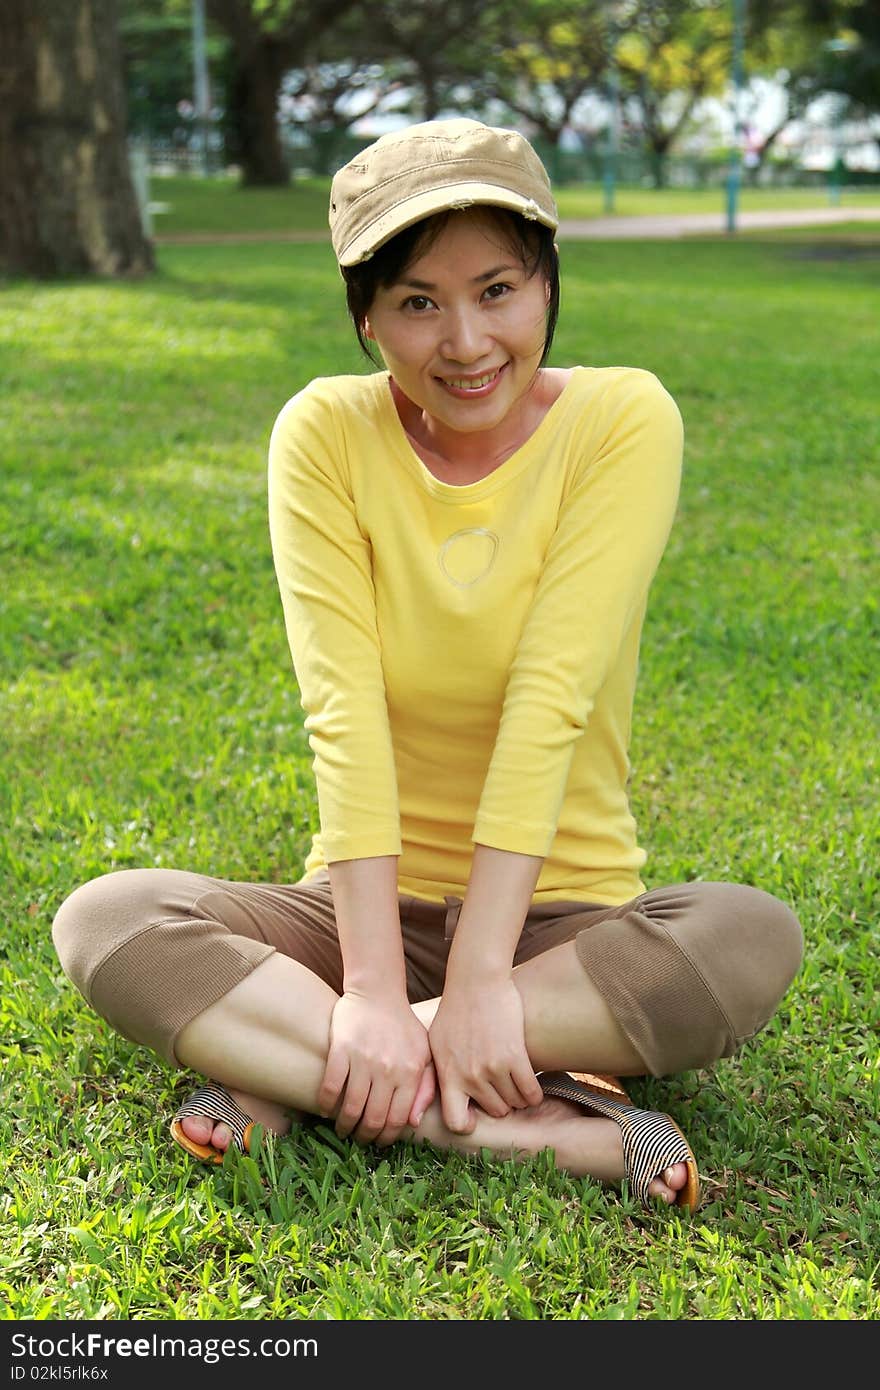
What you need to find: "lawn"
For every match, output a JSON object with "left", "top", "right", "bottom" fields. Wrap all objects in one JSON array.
[
  {"left": 147, "top": 171, "right": 880, "bottom": 240},
  {"left": 1, "top": 226, "right": 878, "bottom": 1319}
]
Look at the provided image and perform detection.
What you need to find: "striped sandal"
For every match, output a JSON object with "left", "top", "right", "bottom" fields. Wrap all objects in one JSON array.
[
  {"left": 538, "top": 1070, "right": 701, "bottom": 1212},
  {"left": 170, "top": 1082, "right": 255, "bottom": 1164}
]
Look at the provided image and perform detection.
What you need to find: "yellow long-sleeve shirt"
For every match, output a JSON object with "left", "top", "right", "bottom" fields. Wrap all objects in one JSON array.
[{"left": 267, "top": 365, "right": 682, "bottom": 905}]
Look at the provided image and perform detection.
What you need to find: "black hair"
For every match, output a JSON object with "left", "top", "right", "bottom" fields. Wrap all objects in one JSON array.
[{"left": 341, "top": 207, "right": 560, "bottom": 368}]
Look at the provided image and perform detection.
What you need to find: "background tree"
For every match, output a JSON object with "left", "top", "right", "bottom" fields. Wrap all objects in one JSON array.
[
  {"left": 0, "top": 0, "right": 154, "bottom": 278},
  {"left": 278, "top": 59, "right": 407, "bottom": 176},
  {"left": 108, "top": 0, "right": 878, "bottom": 193},
  {"left": 274, "top": 0, "right": 503, "bottom": 175},
  {"left": 814, "top": 0, "right": 880, "bottom": 126},
  {"left": 206, "top": 0, "right": 362, "bottom": 185},
  {"left": 478, "top": 0, "right": 609, "bottom": 151},
  {"left": 120, "top": 0, "right": 206, "bottom": 146},
  {"left": 354, "top": 0, "right": 494, "bottom": 122},
  {"left": 738, "top": 0, "right": 879, "bottom": 172},
  {"left": 614, "top": 0, "right": 732, "bottom": 187},
  {"left": 743, "top": 3, "right": 833, "bottom": 173}
]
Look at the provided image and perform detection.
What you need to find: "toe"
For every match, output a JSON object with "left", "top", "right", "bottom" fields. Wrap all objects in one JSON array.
[
  {"left": 647, "top": 1175, "right": 676, "bottom": 1204},
  {"left": 647, "top": 1161, "right": 689, "bottom": 1205},
  {"left": 211, "top": 1121, "right": 234, "bottom": 1153},
  {"left": 665, "top": 1161, "right": 689, "bottom": 1193},
  {"left": 181, "top": 1114, "right": 214, "bottom": 1146}
]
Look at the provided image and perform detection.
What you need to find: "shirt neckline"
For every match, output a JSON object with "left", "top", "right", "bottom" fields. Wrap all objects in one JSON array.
[{"left": 374, "top": 366, "right": 586, "bottom": 501}]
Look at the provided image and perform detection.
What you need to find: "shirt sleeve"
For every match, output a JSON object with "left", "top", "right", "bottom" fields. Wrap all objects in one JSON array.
[
  {"left": 472, "top": 370, "right": 683, "bottom": 857},
  {"left": 267, "top": 383, "right": 401, "bottom": 861}
]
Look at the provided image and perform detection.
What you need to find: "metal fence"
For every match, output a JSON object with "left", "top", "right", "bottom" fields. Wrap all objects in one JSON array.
[{"left": 139, "top": 133, "right": 880, "bottom": 190}]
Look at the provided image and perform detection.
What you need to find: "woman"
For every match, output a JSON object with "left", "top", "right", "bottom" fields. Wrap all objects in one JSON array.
[{"left": 52, "top": 119, "right": 803, "bottom": 1212}]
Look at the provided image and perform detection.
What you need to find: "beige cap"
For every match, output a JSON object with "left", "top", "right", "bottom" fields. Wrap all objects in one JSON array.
[{"left": 329, "top": 118, "right": 559, "bottom": 267}]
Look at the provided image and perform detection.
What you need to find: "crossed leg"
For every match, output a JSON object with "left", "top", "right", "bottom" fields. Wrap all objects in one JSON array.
[{"left": 174, "top": 943, "right": 690, "bottom": 1204}]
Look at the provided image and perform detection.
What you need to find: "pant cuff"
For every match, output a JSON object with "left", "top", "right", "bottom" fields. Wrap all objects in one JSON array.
[
  {"left": 88, "top": 919, "right": 276, "bottom": 1067},
  {"left": 574, "top": 910, "right": 737, "bottom": 1076}
]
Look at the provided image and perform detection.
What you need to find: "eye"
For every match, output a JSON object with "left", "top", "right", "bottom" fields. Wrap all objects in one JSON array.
[
  {"left": 402, "top": 294, "right": 435, "bottom": 312},
  {"left": 482, "top": 282, "right": 512, "bottom": 301}
]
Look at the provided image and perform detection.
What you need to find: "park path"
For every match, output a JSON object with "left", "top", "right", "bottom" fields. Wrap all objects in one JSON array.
[
  {"left": 556, "top": 205, "right": 880, "bottom": 238},
  {"left": 152, "top": 203, "right": 880, "bottom": 246}
]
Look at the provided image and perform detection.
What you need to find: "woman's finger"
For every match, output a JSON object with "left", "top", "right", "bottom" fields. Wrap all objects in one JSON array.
[
  {"left": 440, "top": 1082, "right": 477, "bottom": 1135},
  {"left": 352, "top": 1082, "right": 398, "bottom": 1145},
  {"left": 371, "top": 1089, "right": 419, "bottom": 1148},
  {"left": 407, "top": 1065, "right": 436, "bottom": 1128},
  {"left": 510, "top": 1061, "right": 544, "bottom": 1109},
  {"left": 334, "top": 1070, "right": 371, "bottom": 1139},
  {"left": 484, "top": 1070, "right": 530, "bottom": 1112},
  {"left": 467, "top": 1080, "right": 511, "bottom": 1120},
  {"left": 316, "top": 1049, "right": 349, "bottom": 1119}
]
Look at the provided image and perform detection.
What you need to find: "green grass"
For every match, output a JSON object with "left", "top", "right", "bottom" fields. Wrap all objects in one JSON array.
[
  {"left": 1, "top": 232, "right": 878, "bottom": 1319},
  {"left": 150, "top": 174, "right": 333, "bottom": 236},
  {"left": 148, "top": 172, "right": 880, "bottom": 239}
]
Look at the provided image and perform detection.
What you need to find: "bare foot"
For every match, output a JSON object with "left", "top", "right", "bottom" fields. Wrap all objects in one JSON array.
[
  {"left": 179, "top": 1087, "right": 294, "bottom": 1154},
  {"left": 544, "top": 1095, "right": 689, "bottom": 1204},
  {"left": 413, "top": 1093, "right": 690, "bottom": 1205}
]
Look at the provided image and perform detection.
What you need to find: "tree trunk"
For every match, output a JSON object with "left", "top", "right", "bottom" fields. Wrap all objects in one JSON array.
[
  {"left": 420, "top": 65, "right": 439, "bottom": 121},
  {"left": 226, "top": 41, "right": 289, "bottom": 186},
  {"left": 0, "top": 0, "right": 154, "bottom": 278}
]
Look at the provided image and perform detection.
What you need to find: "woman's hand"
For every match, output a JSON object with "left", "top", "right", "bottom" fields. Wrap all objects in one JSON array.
[
  {"left": 428, "top": 977, "right": 544, "bottom": 1135},
  {"left": 318, "top": 991, "right": 436, "bottom": 1146}
]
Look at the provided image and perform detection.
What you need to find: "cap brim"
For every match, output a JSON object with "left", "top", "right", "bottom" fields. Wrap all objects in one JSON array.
[{"left": 336, "top": 181, "right": 559, "bottom": 266}]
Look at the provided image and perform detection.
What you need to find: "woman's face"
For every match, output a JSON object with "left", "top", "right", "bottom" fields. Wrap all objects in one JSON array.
[{"left": 364, "top": 209, "right": 550, "bottom": 435}]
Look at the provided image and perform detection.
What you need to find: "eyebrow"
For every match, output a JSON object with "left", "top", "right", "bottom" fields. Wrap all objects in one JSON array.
[{"left": 397, "top": 263, "right": 520, "bottom": 290}]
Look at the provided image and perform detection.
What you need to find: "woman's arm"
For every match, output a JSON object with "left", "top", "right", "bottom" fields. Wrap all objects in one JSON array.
[
  {"left": 321, "top": 855, "right": 435, "bottom": 1145},
  {"left": 269, "top": 386, "right": 432, "bottom": 1141},
  {"left": 428, "top": 844, "right": 545, "bottom": 1133},
  {"left": 268, "top": 383, "right": 401, "bottom": 863}
]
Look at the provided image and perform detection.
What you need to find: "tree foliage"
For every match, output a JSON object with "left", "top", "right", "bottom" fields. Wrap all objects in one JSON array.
[
  {"left": 817, "top": 0, "right": 880, "bottom": 116},
  {"left": 612, "top": 0, "right": 732, "bottom": 182},
  {"left": 480, "top": 0, "right": 609, "bottom": 145},
  {"left": 120, "top": 0, "right": 204, "bottom": 141},
  {"left": 116, "top": 0, "right": 880, "bottom": 186}
]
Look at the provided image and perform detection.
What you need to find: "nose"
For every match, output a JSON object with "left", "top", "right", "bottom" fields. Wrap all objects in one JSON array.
[{"left": 440, "top": 306, "right": 491, "bottom": 365}]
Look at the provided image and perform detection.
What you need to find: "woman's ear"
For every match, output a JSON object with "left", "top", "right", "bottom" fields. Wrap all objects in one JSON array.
[
  {"left": 362, "top": 316, "right": 376, "bottom": 341},
  {"left": 545, "top": 246, "right": 558, "bottom": 304}
]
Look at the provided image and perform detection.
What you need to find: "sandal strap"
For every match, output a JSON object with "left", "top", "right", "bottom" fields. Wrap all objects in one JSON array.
[
  {"left": 537, "top": 1070, "right": 694, "bottom": 1206},
  {"left": 616, "top": 1107, "right": 693, "bottom": 1206},
  {"left": 173, "top": 1083, "right": 253, "bottom": 1154}
]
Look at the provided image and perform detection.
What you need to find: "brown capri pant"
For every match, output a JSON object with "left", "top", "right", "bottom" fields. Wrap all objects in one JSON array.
[{"left": 51, "top": 867, "right": 803, "bottom": 1079}]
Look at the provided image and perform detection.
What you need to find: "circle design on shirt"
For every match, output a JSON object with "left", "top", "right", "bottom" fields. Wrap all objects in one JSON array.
[{"left": 438, "top": 528, "right": 499, "bottom": 587}]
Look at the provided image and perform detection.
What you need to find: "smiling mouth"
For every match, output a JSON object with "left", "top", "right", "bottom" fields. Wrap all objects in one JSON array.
[{"left": 437, "top": 364, "right": 507, "bottom": 394}]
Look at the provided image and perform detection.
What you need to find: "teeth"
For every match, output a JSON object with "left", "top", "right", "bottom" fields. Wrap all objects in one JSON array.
[{"left": 445, "top": 371, "right": 498, "bottom": 390}]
